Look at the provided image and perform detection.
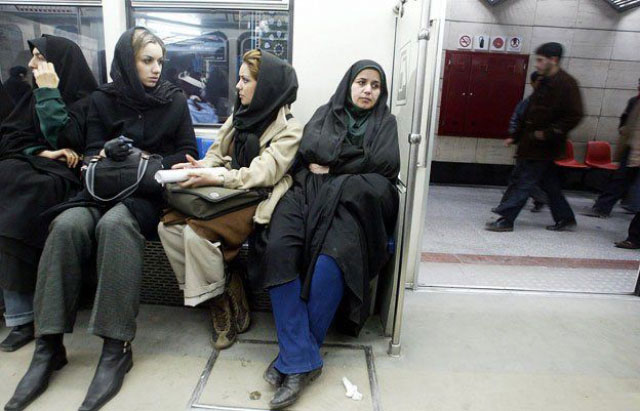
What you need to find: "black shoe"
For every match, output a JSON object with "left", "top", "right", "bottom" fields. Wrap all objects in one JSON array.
[
  {"left": 485, "top": 217, "right": 514, "bottom": 232},
  {"left": 0, "top": 322, "right": 35, "bottom": 352},
  {"left": 269, "top": 368, "right": 322, "bottom": 410},
  {"left": 546, "top": 218, "right": 577, "bottom": 232},
  {"left": 614, "top": 240, "right": 640, "bottom": 249},
  {"left": 531, "top": 202, "right": 545, "bottom": 213},
  {"left": 4, "top": 335, "right": 67, "bottom": 411},
  {"left": 263, "top": 358, "right": 284, "bottom": 388},
  {"left": 580, "top": 207, "right": 609, "bottom": 218},
  {"left": 491, "top": 207, "right": 500, "bottom": 214},
  {"left": 78, "top": 338, "right": 133, "bottom": 411}
]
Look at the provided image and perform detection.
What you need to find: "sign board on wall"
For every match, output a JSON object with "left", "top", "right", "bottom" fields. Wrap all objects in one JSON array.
[
  {"left": 474, "top": 35, "right": 490, "bottom": 51},
  {"left": 507, "top": 37, "right": 522, "bottom": 52},
  {"left": 457, "top": 34, "right": 472, "bottom": 50},
  {"left": 490, "top": 36, "right": 506, "bottom": 51}
]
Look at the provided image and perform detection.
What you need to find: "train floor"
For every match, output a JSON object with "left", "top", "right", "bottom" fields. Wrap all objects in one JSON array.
[
  {"left": 1, "top": 290, "right": 639, "bottom": 411},
  {"left": 421, "top": 185, "right": 640, "bottom": 293}
]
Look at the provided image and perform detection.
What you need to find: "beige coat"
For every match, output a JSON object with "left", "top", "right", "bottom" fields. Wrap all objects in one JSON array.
[
  {"left": 201, "top": 105, "right": 303, "bottom": 224},
  {"left": 620, "top": 100, "right": 640, "bottom": 167}
]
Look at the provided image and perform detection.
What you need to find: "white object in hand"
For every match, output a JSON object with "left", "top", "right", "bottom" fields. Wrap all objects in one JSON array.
[
  {"left": 154, "top": 167, "right": 228, "bottom": 184},
  {"left": 342, "top": 377, "right": 363, "bottom": 401}
]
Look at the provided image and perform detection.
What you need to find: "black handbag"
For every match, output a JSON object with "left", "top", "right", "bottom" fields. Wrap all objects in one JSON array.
[
  {"left": 84, "top": 148, "right": 163, "bottom": 203},
  {"left": 165, "top": 183, "right": 267, "bottom": 220}
]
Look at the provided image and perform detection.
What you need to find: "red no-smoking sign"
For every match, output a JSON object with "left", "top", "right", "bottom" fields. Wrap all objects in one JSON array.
[
  {"left": 459, "top": 35, "right": 471, "bottom": 48},
  {"left": 492, "top": 37, "right": 504, "bottom": 49}
]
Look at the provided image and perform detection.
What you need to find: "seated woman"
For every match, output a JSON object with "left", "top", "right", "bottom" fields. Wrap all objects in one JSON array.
[
  {"left": 6, "top": 27, "right": 197, "bottom": 411},
  {"left": 158, "top": 49, "right": 302, "bottom": 349},
  {"left": 261, "top": 60, "right": 400, "bottom": 409},
  {"left": 0, "top": 35, "right": 97, "bottom": 354}
]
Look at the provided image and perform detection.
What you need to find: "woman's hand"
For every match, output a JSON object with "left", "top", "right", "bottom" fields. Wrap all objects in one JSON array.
[
  {"left": 38, "top": 149, "right": 81, "bottom": 168},
  {"left": 309, "top": 163, "right": 330, "bottom": 175},
  {"left": 33, "top": 62, "right": 60, "bottom": 89},
  {"left": 179, "top": 169, "right": 225, "bottom": 188},
  {"left": 172, "top": 154, "right": 204, "bottom": 170}
]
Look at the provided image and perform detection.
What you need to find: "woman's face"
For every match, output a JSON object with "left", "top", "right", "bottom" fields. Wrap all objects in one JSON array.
[
  {"left": 135, "top": 42, "right": 164, "bottom": 88},
  {"left": 236, "top": 63, "right": 257, "bottom": 106},
  {"left": 350, "top": 69, "right": 382, "bottom": 110},
  {"left": 28, "top": 47, "right": 46, "bottom": 71}
]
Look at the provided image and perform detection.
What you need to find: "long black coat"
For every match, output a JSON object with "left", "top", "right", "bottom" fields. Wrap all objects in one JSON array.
[
  {"left": 263, "top": 60, "right": 400, "bottom": 336},
  {"left": 0, "top": 35, "right": 97, "bottom": 292}
]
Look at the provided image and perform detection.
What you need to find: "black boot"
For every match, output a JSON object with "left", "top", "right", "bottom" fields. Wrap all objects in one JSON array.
[
  {"left": 0, "top": 322, "right": 35, "bottom": 352},
  {"left": 269, "top": 368, "right": 322, "bottom": 410},
  {"left": 4, "top": 334, "right": 67, "bottom": 411},
  {"left": 263, "top": 358, "right": 284, "bottom": 388},
  {"left": 546, "top": 218, "right": 577, "bottom": 232},
  {"left": 78, "top": 338, "right": 133, "bottom": 411},
  {"left": 485, "top": 217, "right": 514, "bottom": 232}
]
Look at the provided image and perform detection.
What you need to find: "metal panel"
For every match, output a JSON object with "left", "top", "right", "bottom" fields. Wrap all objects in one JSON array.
[
  {"left": 0, "top": 1, "right": 101, "bottom": 5},
  {"left": 130, "top": 0, "right": 289, "bottom": 10},
  {"left": 603, "top": 0, "right": 640, "bottom": 11}
]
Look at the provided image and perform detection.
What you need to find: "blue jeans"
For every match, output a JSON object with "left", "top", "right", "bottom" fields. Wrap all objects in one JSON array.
[
  {"left": 269, "top": 255, "right": 344, "bottom": 374},
  {"left": 2, "top": 288, "right": 34, "bottom": 327}
]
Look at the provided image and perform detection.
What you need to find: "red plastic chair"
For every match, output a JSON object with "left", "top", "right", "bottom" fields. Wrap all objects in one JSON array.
[
  {"left": 584, "top": 141, "right": 618, "bottom": 170},
  {"left": 555, "top": 140, "right": 588, "bottom": 169}
]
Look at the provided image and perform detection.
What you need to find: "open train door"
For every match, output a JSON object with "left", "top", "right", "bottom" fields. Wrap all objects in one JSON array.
[{"left": 377, "top": 0, "right": 446, "bottom": 356}]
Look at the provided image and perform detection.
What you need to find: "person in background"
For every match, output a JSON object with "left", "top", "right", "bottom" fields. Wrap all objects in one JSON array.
[
  {"left": 0, "top": 80, "right": 14, "bottom": 122},
  {"left": 0, "top": 35, "right": 96, "bottom": 357},
  {"left": 614, "top": 97, "right": 640, "bottom": 249},
  {"left": 5, "top": 27, "right": 197, "bottom": 411},
  {"left": 486, "top": 42, "right": 583, "bottom": 232},
  {"left": 495, "top": 71, "right": 548, "bottom": 214},
  {"left": 260, "top": 60, "right": 400, "bottom": 409},
  {"left": 581, "top": 77, "right": 640, "bottom": 218},
  {"left": 158, "top": 49, "right": 302, "bottom": 350},
  {"left": 5, "top": 66, "right": 31, "bottom": 104}
]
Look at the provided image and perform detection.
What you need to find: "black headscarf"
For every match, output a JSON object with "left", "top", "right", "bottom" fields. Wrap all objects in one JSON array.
[
  {"left": 0, "top": 35, "right": 98, "bottom": 157},
  {"left": 299, "top": 59, "right": 399, "bottom": 178},
  {"left": 231, "top": 50, "right": 298, "bottom": 169},
  {"left": 99, "top": 27, "right": 180, "bottom": 111}
]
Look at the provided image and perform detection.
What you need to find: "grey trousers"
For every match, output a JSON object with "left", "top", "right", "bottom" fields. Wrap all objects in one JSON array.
[{"left": 34, "top": 204, "right": 145, "bottom": 342}]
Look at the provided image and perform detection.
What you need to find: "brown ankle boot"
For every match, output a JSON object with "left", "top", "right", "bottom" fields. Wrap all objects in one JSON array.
[
  {"left": 227, "top": 270, "right": 251, "bottom": 333},
  {"left": 209, "top": 293, "right": 236, "bottom": 350}
]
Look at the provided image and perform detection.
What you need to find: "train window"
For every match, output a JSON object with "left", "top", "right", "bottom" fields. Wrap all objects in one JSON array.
[
  {"left": 0, "top": 4, "right": 106, "bottom": 88},
  {"left": 132, "top": 8, "right": 291, "bottom": 126}
]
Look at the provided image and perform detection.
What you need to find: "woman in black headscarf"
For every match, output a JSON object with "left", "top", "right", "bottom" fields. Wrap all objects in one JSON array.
[
  {"left": 261, "top": 60, "right": 400, "bottom": 409},
  {"left": 6, "top": 27, "right": 197, "bottom": 411},
  {"left": 158, "top": 49, "right": 302, "bottom": 350},
  {"left": 0, "top": 35, "right": 96, "bottom": 355}
]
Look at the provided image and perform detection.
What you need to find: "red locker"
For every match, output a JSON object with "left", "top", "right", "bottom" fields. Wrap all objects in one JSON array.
[{"left": 438, "top": 50, "right": 528, "bottom": 139}]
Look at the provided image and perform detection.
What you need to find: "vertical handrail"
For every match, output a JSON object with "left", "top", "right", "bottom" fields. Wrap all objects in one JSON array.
[{"left": 389, "top": 0, "right": 433, "bottom": 357}]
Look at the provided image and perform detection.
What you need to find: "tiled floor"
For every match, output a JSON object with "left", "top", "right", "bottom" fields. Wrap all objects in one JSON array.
[
  {"left": 2, "top": 291, "right": 640, "bottom": 411},
  {"left": 420, "top": 185, "right": 639, "bottom": 293}
]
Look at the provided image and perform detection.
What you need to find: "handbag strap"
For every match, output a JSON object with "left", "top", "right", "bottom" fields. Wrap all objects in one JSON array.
[{"left": 85, "top": 153, "right": 151, "bottom": 202}]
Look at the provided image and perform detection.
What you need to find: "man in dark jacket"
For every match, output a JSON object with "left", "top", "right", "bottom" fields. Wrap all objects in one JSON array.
[
  {"left": 581, "top": 77, "right": 640, "bottom": 218},
  {"left": 5, "top": 66, "right": 31, "bottom": 104},
  {"left": 487, "top": 42, "right": 583, "bottom": 232}
]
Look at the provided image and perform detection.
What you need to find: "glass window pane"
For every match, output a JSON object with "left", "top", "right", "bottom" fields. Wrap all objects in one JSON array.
[
  {"left": 133, "top": 8, "right": 291, "bottom": 125},
  {"left": 0, "top": 5, "right": 106, "bottom": 105}
]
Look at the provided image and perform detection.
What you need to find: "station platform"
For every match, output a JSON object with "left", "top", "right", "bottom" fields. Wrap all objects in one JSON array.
[
  {"left": 2, "top": 290, "right": 640, "bottom": 411},
  {"left": 420, "top": 185, "right": 640, "bottom": 294}
]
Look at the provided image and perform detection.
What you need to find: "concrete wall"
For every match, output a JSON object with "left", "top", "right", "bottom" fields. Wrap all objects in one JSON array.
[
  {"left": 435, "top": 0, "right": 640, "bottom": 165},
  {"left": 291, "top": 0, "right": 397, "bottom": 125}
]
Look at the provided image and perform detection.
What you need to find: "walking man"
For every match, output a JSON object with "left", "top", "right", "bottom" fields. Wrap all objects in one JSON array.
[{"left": 486, "top": 42, "right": 583, "bottom": 232}]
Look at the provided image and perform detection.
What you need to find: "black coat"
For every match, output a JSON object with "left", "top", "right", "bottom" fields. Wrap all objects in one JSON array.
[
  {"left": 516, "top": 69, "right": 583, "bottom": 160},
  {"left": 0, "top": 35, "right": 97, "bottom": 292},
  {"left": 263, "top": 60, "right": 400, "bottom": 336},
  {"left": 78, "top": 88, "right": 198, "bottom": 237}
]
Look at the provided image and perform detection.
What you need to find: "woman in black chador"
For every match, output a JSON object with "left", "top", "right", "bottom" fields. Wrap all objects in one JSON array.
[
  {"left": 5, "top": 27, "right": 197, "bottom": 411},
  {"left": 261, "top": 60, "right": 400, "bottom": 409},
  {"left": 0, "top": 35, "right": 96, "bottom": 354}
]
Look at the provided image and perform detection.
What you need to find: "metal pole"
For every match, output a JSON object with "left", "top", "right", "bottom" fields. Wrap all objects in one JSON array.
[{"left": 388, "top": 0, "right": 432, "bottom": 357}]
